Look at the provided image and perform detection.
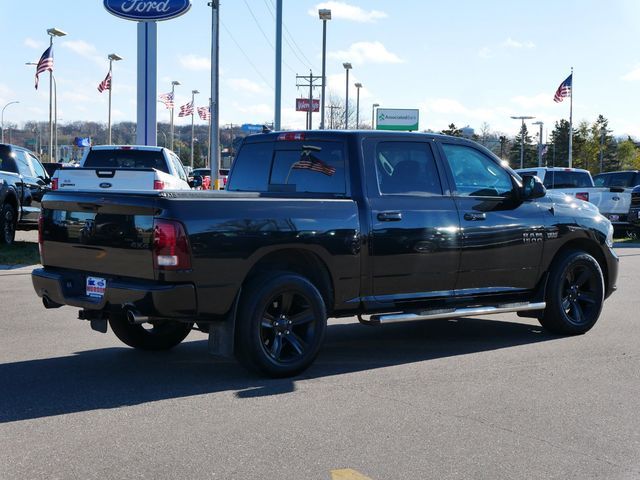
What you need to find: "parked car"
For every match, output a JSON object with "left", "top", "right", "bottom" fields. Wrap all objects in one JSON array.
[
  {"left": 0, "top": 143, "right": 50, "bottom": 244},
  {"left": 592, "top": 171, "right": 640, "bottom": 231},
  {"left": 42, "top": 161, "right": 64, "bottom": 178},
  {"left": 191, "top": 167, "right": 229, "bottom": 190},
  {"left": 51, "top": 145, "right": 191, "bottom": 192},
  {"left": 515, "top": 167, "right": 594, "bottom": 202},
  {"left": 627, "top": 185, "right": 640, "bottom": 234},
  {"left": 32, "top": 131, "right": 618, "bottom": 377}
]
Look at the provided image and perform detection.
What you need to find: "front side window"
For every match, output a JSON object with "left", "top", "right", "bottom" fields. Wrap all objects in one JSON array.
[
  {"left": 375, "top": 142, "right": 442, "bottom": 195},
  {"left": 28, "top": 153, "right": 47, "bottom": 179},
  {"left": 441, "top": 144, "right": 513, "bottom": 197},
  {"left": 13, "top": 149, "right": 34, "bottom": 177}
]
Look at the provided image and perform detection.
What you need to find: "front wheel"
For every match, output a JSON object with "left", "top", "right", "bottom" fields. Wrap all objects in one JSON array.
[
  {"left": 539, "top": 250, "right": 604, "bottom": 335},
  {"left": 0, "top": 204, "right": 17, "bottom": 245},
  {"left": 108, "top": 313, "right": 193, "bottom": 351},
  {"left": 235, "top": 273, "right": 327, "bottom": 377}
]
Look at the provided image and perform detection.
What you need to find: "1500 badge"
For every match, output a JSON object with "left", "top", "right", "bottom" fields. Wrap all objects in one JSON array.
[{"left": 523, "top": 232, "right": 543, "bottom": 243}]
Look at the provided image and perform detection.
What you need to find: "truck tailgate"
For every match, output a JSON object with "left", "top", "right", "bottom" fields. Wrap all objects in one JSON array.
[
  {"left": 54, "top": 167, "right": 159, "bottom": 192},
  {"left": 40, "top": 192, "right": 158, "bottom": 280}
]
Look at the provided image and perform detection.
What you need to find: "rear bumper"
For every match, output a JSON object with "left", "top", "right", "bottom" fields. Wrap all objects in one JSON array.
[{"left": 31, "top": 267, "right": 197, "bottom": 318}]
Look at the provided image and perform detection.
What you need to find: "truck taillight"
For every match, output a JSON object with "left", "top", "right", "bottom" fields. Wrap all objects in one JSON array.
[
  {"left": 576, "top": 192, "right": 589, "bottom": 202},
  {"left": 51, "top": 178, "right": 58, "bottom": 190},
  {"left": 153, "top": 180, "right": 165, "bottom": 190},
  {"left": 38, "top": 214, "right": 44, "bottom": 261},
  {"left": 153, "top": 219, "right": 191, "bottom": 271}
]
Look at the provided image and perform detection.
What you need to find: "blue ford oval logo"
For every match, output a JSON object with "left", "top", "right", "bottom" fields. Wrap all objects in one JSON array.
[
  {"left": 99, "top": 182, "right": 113, "bottom": 189},
  {"left": 103, "top": 0, "right": 191, "bottom": 22}
]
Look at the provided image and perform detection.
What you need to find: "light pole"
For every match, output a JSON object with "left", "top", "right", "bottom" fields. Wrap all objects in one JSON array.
[
  {"left": 318, "top": 8, "right": 331, "bottom": 130},
  {"left": 510, "top": 115, "right": 535, "bottom": 169},
  {"left": 106, "top": 53, "right": 123, "bottom": 145},
  {"left": 1, "top": 101, "right": 19, "bottom": 144},
  {"left": 190, "top": 89, "right": 199, "bottom": 169},
  {"left": 532, "top": 120, "right": 543, "bottom": 167},
  {"left": 343, "top": 62, "right": 352, "bottom": 129},
  {"left": 46, "top": 27, "right": 67, "bottom": 161},
  {"left": 170, "top": 80, "right": 180, "bottom": 151},
  {"left": 354, "top": 83, "right": 362, "bottom": 128},
  {"left": 371, "top": 103, "right": 379, "bottom": 130}
]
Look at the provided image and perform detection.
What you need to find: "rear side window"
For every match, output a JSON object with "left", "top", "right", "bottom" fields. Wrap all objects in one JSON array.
[
  {"left": 0, "top": 147, "right": 18, "bottom": 173},
  {"left": 375, "top": 142, "right": 442, "bottom": 195},
  {"left": 543, "top": 171, "right": 592, "bottom": 188},
  {"left": 229, "top": 140, "right": 346, "bottom": 194},
  {"left": 83, "top": 150, "right": 169, "bottom": 173}
]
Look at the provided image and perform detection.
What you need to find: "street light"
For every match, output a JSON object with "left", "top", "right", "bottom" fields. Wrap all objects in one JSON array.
[
  {"left": 190, "top": 89, "right": 199, "bottom": 169},
  {"left": 106, "top": 53, "right": 123, "bottom": 145},
  {"left": 170, "top": 80, "right": 180, "bottom": 151},
  {"left": 371, "top": 103, "right": 379, "bottom": 130},
  {"left": 354, "top": 82, "right": 362, "bottom": 128},
  {"left": 532, "top": 120, "right": 544, "bottom": 167},
  {"left": 1, "top": 101, "right": 19, "bottom": 144},
  {"left": 343, "top": 62, "right": 352, "bottom": 129},
  {"left": 318, "top": 8, "right": 331, "bottom": 130},
  {"left": 510, "top": 115, "right": 535, "bottom": 169},
  {"left": 46, "top": 27, "right": 67, "bottom": 161}
]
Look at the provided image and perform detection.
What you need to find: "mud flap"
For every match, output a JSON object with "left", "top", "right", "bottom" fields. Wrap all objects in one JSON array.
[{"left": 207, "top": 289, "right": 240, "bottom": 358}]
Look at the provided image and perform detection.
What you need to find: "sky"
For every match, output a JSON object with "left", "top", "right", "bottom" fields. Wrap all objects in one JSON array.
[{"left": 1, "top": 0, "right": 640, "bottom": 140}]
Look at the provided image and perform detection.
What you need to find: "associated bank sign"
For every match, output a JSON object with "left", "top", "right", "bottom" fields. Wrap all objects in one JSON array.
[
  {"left": 376, "top": 108, "right": 419, "bottom": 131},
  {"left": 104, "top": 0, "right": 191, "bottom": 21}
]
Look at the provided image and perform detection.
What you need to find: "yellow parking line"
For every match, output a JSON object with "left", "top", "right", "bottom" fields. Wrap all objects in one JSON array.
[{"left": 330, "top": 468, "right": 374, "bottom": 480}]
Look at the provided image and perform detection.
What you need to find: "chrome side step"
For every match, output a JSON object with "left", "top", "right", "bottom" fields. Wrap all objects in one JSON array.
[{"left": 362, "top": 302, "right": 546, "bottom": 325}]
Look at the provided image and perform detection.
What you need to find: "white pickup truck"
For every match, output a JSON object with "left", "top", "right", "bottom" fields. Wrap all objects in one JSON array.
[
  {"left": 592, "top": 170, "right": 640, "bottom": 230},
  {"left": 52, "top": 145, "right": 191, "bottom": 192}
]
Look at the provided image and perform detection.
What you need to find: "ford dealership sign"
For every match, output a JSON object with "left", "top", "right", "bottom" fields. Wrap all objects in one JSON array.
[{"left": 104, "top": 0, "right": 191, "bottom": 21}]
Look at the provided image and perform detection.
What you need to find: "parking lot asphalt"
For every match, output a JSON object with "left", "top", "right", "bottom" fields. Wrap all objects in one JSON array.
[{"left": 1, "top": 241, "right": 639, "bottom": 479}]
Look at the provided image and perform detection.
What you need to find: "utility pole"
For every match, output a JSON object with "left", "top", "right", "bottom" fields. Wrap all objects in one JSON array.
[
  {"left": 328, "top": 105, "right": 338, "bottom": 129},
  {"left": 296, "top": 71, "right": 322, "bottom": 129}
]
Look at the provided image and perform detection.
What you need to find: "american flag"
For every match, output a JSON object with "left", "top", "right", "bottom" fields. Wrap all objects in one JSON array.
[
  {"left": 553, "top": 74, "right": 572, "bottom": 103},
  {"left": 34, "top": 46, "right": 54, "bottom": 90},
  {"left": 197, "top": 106, "right": 210, "bottom": 121},
  {"left": 97, "top": 71, "right": 111, "bottom": 93},
  {"left": 158, "top": 92, "right": 174, "bottom": 109},
  {"left": 292, "top": 156, "right": 336, "bottom": 176},
  {"left": 178, "top": 101, "right": 194, "bottom": 117}
]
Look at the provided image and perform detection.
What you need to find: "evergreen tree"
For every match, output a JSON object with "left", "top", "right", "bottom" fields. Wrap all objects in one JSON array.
[
  {"left": 441, "top": 123, "right": 462, "bottom": 136},
  {"left": 508, "top": 123, "right": 536, "bottom": 168}
]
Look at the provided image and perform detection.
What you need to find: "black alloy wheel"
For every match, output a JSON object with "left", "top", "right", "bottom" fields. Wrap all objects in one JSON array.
[
  {"left": 540, "top": 250, "right": 604, "bottom": 335},
  {"left": 235, "top": 273, "right": 327, "bottom": 377},
  {"left": 0, "top": 204, "right": 16, "bottom": 245}
]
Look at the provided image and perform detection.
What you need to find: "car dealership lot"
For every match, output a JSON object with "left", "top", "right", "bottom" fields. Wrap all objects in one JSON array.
[{"left": 1, "top": 248, "right": 639, "bottom": 480}]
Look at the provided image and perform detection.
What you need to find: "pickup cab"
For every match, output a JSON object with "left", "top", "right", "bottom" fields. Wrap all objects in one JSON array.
[
  {"left": 32, "top": 131, "right": 618, "bottom": 377},
  {"left": 592, "top": 170, "right": 640, "bottom": 231},
  {"left": 51, "top": 145, "right": 191, "bottom": 192}
]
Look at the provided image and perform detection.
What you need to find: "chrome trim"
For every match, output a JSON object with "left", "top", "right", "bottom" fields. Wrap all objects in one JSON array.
[{"left": 366, "top": 302, "right": 546, "bottom": 325}]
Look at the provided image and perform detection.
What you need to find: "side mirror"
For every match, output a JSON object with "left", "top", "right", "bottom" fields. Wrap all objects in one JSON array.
[{"left": 521, "top": 174, "right": 546, "bottom": 200}]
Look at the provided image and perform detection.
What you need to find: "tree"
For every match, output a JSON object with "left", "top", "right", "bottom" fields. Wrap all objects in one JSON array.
[
  {"left": 617, "top": 138, "right": 640, "bottom": 170},
  {"left": 479, "top": 122, "right": 491, "bottom": 146},
  {"left": 441, "top": 123, "right": 462, "bottom": 136},
  {"left": 508, "top": 123, "right": 536, "bottom": 168}
]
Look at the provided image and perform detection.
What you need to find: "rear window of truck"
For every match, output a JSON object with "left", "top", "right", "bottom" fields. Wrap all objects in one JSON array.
[
  {"left": 228, "top": 140, "right": 346, "bottom": 194},
  {"left": 542, "top": 171, "right": 593, "bottom": 189},
  {"left": 83, "top": 150, "right": 169, "bottom": 173},
  {"left": 593, "top": 172, "right": 640, "bottom": 188}
]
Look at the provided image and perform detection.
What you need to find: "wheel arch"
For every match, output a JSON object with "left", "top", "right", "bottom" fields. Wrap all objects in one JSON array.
[{"left": 548, "top": 239, "right": 609, "bottom": 291}]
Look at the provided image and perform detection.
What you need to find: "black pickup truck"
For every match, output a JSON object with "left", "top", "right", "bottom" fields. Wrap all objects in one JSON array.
[
  {"left": 1, "top": 144, "right": 50, "bottom": 244},
  {"left": 32, "top": 131, "right": 618, "bottom": 377}
]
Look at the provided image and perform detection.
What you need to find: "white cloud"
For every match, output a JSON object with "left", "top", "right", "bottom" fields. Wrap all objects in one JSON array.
[
  {"left": 622, "top": 66, "right": 640, "bottom": 81},
  {"left": 227, "top": 78, "right": 267, "bottom": 95},
  {"left": 179, "top": 54, "right": 211, "bottom": 71},
  {"left": 24, "top": 37, "right": 45, "bottom": 50},
  {"left": 309, "top": 2, "right": 387, "bottom": 23},
  {"left": 61, "top": 40, "right": 103, "bottom": 66},
  {"left": 478, "top": 47, "right": 493, "bottom": 59},
  {"left": 328, "top": 41, "right": 403, "bottom": 65},
  {"left": 510, "top": 93, "right": 552, "bottom": 109},
  {"left": 502, "top": 38, "right": 535, "bottom": 49}
]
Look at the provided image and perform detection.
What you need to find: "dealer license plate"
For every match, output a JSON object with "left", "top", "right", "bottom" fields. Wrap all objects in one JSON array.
[{"left": 86, "top": 276, "right": 106, "bottom": 298}]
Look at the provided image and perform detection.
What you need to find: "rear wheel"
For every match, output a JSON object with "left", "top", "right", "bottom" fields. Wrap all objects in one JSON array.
[
  {"left": 539, "top": 250, "right": 604, "bottom": 335},
  {"left": 0, "top": 203, "right": 17, "bottom": 245},
  {"left": 235, "top": 273, "right": 327, "bottom": 377},
  {"left": 108, "top": 313, "right": 193, "bottom": 351}
]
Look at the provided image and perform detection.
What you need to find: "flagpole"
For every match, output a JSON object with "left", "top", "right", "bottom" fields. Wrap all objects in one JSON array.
[
  {"left": 190, "top": 89, "right": 199, "bottom": 169},
  {"left": 207, "top": 98, "right": 212, "bottom": 171},
  {"left": 170, "top": 80, "right": 180, "bottom": 151},
  {"left": 107, "top": 60, "right": 113, "bottom": 144},
  {"left": 48, "top": 36, "right": 53, "bottom": 161},
  {"left": 568, "top": 67, "right": 573, "bottom": 168}
]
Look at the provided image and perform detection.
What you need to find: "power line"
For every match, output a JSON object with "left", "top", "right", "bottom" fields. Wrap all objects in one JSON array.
[{"left": 264, "top": 0, "right": 314, "bottom": 71}]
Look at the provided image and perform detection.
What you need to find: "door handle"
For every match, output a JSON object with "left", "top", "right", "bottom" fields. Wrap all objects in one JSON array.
[
  {"left": 464, "top": 212, "right": 486, "bottom": 221},
  {"left": 377, "top": 211, "right": 402, "bottom": 222}
]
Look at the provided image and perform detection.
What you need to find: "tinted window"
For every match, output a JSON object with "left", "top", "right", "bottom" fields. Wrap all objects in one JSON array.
[
  {"left": 542, "top": 171, "right": 592, "bottom": 188},
  {"left": 28, "top": 153, "right": 47, "bottom": 179},
  {"left": 442, "top": 144, "right": 513, "bottom": 197},
  {"left": 13, "top": 149, "right": 34, "bottom": 177},
  {"left": 375, "top": 142, "right": 442, "bottom": 195},
  {"left": 168, "top": 153, "right": 188, "bottom": 181},
  {"left": 83, "top": 150, "right": 169, "bottom": 173},
  {"left": 0, "top": 146, "right": 18, "bottom": 173},
  {"left": 593, "top": 172, "right": 639, "bottom": 188},
  {"left": 227, "top": 142, "right": 273, "bottom": 192}
]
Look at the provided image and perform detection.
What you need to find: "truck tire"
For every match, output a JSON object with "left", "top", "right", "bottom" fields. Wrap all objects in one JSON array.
[
  {"left": 0, "top": 203, "right": 17, "bottom": 245},
  {"left": 235, "top": 273, "right": 327, "bottom": 377},
  {"left": 539, "top": 250, "right": 604, "bottom": 335},
  {"left": 108, "top": 313, "right": 193, "bottom": 351}
]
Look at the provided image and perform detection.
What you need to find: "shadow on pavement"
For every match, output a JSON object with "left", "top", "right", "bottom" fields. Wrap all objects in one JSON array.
[{"left": 1, "top": 316, "right": 557, "bottom": 423}]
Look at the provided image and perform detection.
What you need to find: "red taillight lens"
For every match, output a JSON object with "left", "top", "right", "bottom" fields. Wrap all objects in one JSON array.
[
  {"left": 38, "top": 214, "right": 44, "bottom": 261},
  {"left": 277, "top": 132, "right": 305, "bottom": 141},
  {"left": 153, "top": 219, "right": 191, "bottom": 271},
  {"left": 51, "top": 178, "right": 58, "bottom": 190},
  {"left": 153, "top": 180, "right": 165, "bottom": 190},
  {"left": 576, "top": 192, "right": 589, "bottom": 202}
]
